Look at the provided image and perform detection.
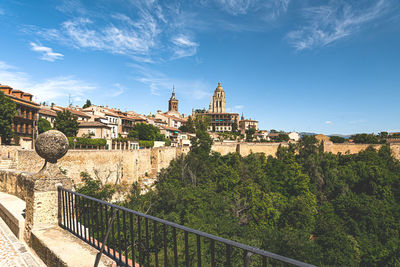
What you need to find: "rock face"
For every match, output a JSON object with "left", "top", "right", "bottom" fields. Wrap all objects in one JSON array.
[{"left": 35, "top": 130, "right": 69, "bottom": 164}]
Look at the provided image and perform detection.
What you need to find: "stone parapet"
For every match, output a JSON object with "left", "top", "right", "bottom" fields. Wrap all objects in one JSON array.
[{"left": 0, "top": 169, "right": 72, "bottom": 243}]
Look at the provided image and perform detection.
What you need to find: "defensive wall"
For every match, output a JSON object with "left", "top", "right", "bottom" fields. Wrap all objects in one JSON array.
[
  {"left": 212, "top": 141, "right": 400, "bottom": 160},
  {"left": 14, "top": 146, "right": 190, "bottom": 185},
  {"left": 2, "top": 142, "right": 400, "bottom": 187}
]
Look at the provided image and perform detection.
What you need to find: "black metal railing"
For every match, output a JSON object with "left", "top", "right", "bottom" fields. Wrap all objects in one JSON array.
[{"left": 58, "top": 187, "right": 316, "bottom": 267}]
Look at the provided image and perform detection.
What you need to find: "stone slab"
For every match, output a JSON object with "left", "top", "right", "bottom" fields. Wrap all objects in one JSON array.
[
  {"left": 0, "top": 192, "right": 25, "bottom": 240},
  {"left": 31, "top": 225, "right": 114, "bottom": 267}
]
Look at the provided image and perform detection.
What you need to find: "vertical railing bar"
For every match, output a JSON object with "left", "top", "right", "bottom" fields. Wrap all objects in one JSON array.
[
  {"left": 244, "top": 251, "right": 252, "bottom": 267},
  {"left": 84, "top": 197, "right": 89, "bottom": 242},
  {"left": 154, "top": 221, "right": 159, "bottom": 267},
  {"left": 226, "top": 244, "right": 231, "bottom": 267},
  {"left": 163, "top": 224, "right": 168, "bottom": 267},
  {"left": 105, "top": 205, "right": 110, "bottom": 255},
  {"left": 81, "top": 197, "right": 86, "bottom": 241},
  {"left": 67, "top": 191, "right": 72, "bottom": 231},
  {"left": 61, "top": 189, "right": 66, "bottom": 228},
  {"left": 95, "top": 201, "right": 100, "bottom": 249},
  {"left": 112, "top": 207, "right": 116, "bottom": 259},
  {"left": 123, "top": 210, "right": 128, "bottom": 266},
  {"left": 210, "top": 239, "right": 215, "bottom": 267},
  {"left": 75, "top": 194, "right": 81, "bottom": 238},
  {"left": 145, "top": 218, "right": 150, "bottom": 266},
  {"left": 130, "top": 213, "right": 135, "bottom": 267},
  {"left": 173, "top": 228, "right": 178, "bottom": 267},
  {"left": 71, "top": 193, "right": 76, "bottom": 234},
  {"left": 65, "top": 190, "right": 69, "bottom": 230},
  {"left": 117, "top": 209, "right": 122, "bottom": 263},
  {"left": 197, "top": 234, "right": 201, "bottom": 267},
  {"left": 185, "top": 231, "right": 189, "bottom": 267},
  {"left": 89, "top": 198, "right": 94, "bottom": 246},
  {"left": 99, "top": 202, "right": 104, "bottom": 248},
  {"left": 262, "top": 256, "right": 267, "bottom": 267},
  {"left": 138, "top": 216, "right": 142, "bottom": 267}
]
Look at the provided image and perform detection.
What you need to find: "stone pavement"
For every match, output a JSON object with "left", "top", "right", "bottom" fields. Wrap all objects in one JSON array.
[{"left": 0, "top": 217, "right": 45, "bottom": 267}]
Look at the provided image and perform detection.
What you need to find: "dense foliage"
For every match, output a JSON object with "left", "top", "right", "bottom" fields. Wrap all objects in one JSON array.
[
  {"left": 38, "top": 118, "right": 52, "bottom": 133},
  {"left": 330, "top": 135, "right": 346, "bottom": 143},
  {"left": 124, "top": 134, "right": 400, "bottom": 266},
  {"left": 54, "top": 110, "right": 79, "bottom": 137},
  {"left": 68, "top": 137, "right": 106, "bottom": 147},
  {"left": 350, "top": 133, "right": 386, "bottom": 144},
  {"left": 0, "top": 91, "right": 17, "bottom": 144},
  {"left": 82, "top": 99, "right": 92, "bottom": 109},
  {"left": 128, "top": 123, "right": 170, "bottom": 145}
]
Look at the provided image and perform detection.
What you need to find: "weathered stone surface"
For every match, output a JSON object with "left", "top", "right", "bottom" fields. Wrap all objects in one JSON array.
[{"left": 35, "top": 130, "right": 68, "bottom": 164}]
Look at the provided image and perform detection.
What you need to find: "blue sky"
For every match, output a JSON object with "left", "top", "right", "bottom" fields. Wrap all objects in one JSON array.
[{"left": 0, "top": 0, "right": 399, "bottom": 134}]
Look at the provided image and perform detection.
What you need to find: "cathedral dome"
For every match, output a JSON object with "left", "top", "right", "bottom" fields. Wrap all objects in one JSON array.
[{"left": 215, "top": 81, "right": 224, "bottom": 92}]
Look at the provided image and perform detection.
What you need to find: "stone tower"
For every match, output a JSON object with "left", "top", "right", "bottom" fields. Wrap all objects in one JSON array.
[
  {"left": 211, "top": 81, "right": 226, "bottom": 113},
  {"left": 168, "top": 86, "right": 179, "bottom": 113}
]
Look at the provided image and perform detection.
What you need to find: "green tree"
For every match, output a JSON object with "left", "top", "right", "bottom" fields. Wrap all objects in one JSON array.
[
  {"left": 179, "top": 116, "right": 195, "bottom": 133},
  {"left": 245, "top": 127, "right": 256, "bottom": 141},
  {"left": 277, "top": 133, "right": 290, "bottom": 142},
  {"left": 0, "top": 91, "right": 16, "bottom": 144},
  {"left": 330, "top": 135, "right": 346, "bottom": 143},
  {"left": 82, "top": 99, "right": 92, "bottom": 109},
  {"left": 54, "top": 110, "right": 79, "bottom": 137},
  {"left": 38, "top": 118, "right": 52, "bottom": 133}
]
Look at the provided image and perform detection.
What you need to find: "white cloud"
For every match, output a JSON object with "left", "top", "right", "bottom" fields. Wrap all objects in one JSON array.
[
  {"left": 30, "top": 42, "right": 64, "bottom": 62},
  {"left": 325, "top": 120, "right": 332, "bottom": 124},
  {"left": 234, "top": 105, "right": 245, "bottom": 110},
  {"left": 131, "top": 64, "right": 210, "bottom": 99},
  {"left": 171, "top": 34, "right": 199, "bottom": 59},
  {"left": 212, "top": 0, "right": 290, "bottom": 18},
  {"left": 287, "top": 0, "right": 393, "bottom": 50},
  {"left": 110, "top": 83, "right": 125, "bottom": 97},
  {"left": 0, "top": 61, "right": 94, "bottom": 102}
]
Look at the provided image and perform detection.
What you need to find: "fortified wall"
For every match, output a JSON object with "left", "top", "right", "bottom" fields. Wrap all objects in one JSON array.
[
  {"left": 3, "top": 142, "right": 400, "bottom": 187},
  {"left": 15, "top": 146, "right": 190, "bottom": 184},
  {"left": 212, "top": 142, "right": 400, "bottom": 160}
]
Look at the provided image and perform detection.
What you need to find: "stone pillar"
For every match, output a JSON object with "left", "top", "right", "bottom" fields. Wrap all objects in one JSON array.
[{"left": 24, "top": 130, "right": 73, "bottom": 243}]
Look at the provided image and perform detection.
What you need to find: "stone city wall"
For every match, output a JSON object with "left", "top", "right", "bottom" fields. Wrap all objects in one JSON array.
[
  {"left": 16, "top": 146, "right": 190, "bottom": 185},
  {"left": 212, "top": 142, "right": 400, "bottom": 160}
]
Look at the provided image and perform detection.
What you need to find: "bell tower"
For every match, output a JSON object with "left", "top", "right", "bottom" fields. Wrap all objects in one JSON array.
[
  {"left": 212, "top": 81, "right": 226, "bottom": 113},
  {"left": 168, "top": 86, "right": 179, "bottom": 113}
]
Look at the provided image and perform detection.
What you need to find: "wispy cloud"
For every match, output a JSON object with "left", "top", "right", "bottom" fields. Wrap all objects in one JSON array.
[
  {"left": 0, "top": 60, "right": 94, "bottom": 102},
  {"left": 325, "top": 120, "right": 332, "bottom": 125},
  {"left": 234, "top": 105, "right": 245, "bottom": 110},
  {"left": 286, "top": 0, "right": 394, "bottom": 50},
  {"left": 211, "top": 0, "right": 290, "bottom": 18},
  {"left": 131, "top": 63, "right": 211, "bottom": 99},
  {"left": 0, "top": 8, "right": 4, "bottom": 15},
  {"left": 30, "top": 42, "right": 64, "bottom": 62},
  {"left": 110, "top": 83, "right": 125, "bottom": 97},
  {"left": 171, "top": 34, "right": 199, "bottom": 59}
]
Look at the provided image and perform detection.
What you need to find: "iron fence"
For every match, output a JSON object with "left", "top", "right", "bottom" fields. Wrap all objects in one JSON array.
[{"left": 58, "top": 187, "right": 316, "bottom": 267}]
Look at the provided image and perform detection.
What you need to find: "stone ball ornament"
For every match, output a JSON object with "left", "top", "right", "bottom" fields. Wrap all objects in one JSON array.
[{"left": 35, "top": 130, "right": 69, "bottom": 164}]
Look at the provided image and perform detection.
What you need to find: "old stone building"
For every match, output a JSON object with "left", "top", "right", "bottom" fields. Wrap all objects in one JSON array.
[{"left": 0, "top": 84, "right": 39, "bottom": 144}]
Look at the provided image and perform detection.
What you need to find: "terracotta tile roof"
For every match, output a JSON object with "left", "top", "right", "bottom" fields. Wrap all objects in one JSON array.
[
  {"left": 79, "top": 121, "right": 110, "bottom": 128},
  {"left": 240, "top": 119, "right": 258, "bottom": 122},
  {"left": 39, "top": 108, "right": 57, "bottom": 117},
  {"left": 54, "top": 106, "right": 91, "bottom": 118},
  {"left": 159, "top": 125, "right": 181, "bottom": 132},
  {"left": 11, "top": 98, "right": 40, "bottom": 109}
]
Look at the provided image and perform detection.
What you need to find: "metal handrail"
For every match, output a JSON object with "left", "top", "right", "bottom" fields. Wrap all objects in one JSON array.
[{"left": 58, "top": 187, "right": 316, "bottom": 267}]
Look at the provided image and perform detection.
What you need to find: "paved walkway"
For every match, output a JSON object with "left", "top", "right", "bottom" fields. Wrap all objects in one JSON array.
[{"left": 0, "top": 217, "right": 44, "bottom": 267}]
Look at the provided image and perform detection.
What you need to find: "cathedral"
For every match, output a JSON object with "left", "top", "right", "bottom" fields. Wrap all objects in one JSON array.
[{"left": 204, "top": 81, "right": 239, "bottom": 132}]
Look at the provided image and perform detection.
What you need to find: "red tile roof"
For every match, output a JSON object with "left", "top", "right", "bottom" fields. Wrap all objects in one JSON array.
[{"left": 79, "top": 121, "right": 110, "bottom": 128}]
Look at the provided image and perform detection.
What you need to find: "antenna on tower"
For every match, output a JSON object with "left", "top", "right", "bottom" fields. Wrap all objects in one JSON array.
[{"left": 68, "top": 94, "right": 72, "bottom": 106}]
